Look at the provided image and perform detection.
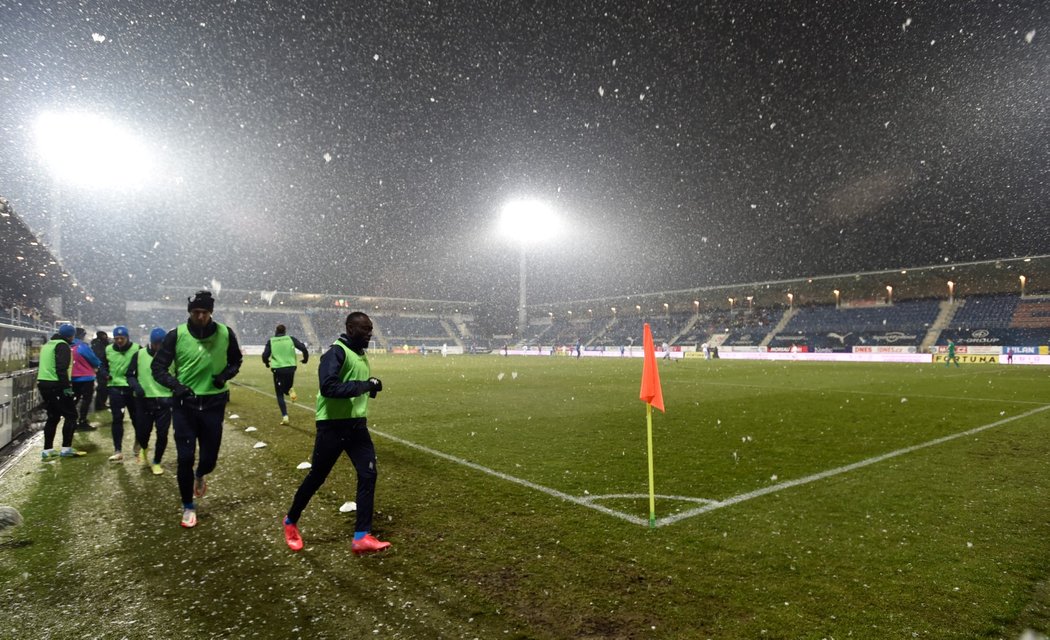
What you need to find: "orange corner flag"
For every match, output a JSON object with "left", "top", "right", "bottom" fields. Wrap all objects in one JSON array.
[{"left": 639, "top": 323, "right": 665, "bottom": 412}]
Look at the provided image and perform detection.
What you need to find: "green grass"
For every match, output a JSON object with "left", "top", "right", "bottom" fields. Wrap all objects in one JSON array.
[{"left": 3, "top": 355, "right": 1050, "bottom": 638}]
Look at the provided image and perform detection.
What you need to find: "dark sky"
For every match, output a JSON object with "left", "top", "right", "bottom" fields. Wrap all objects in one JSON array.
[{"left": 0, "top": 0, "right": 1046, "bottom": 314}]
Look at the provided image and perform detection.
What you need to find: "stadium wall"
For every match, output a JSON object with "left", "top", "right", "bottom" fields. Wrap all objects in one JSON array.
[{"left": 0, "top": 323, "right": 45, "bottom": 450}]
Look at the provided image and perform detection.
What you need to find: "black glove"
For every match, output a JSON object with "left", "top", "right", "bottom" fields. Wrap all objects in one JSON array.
[
  {"left": 133, "top": 388, "right": 145, "bottom": 398},
  {"left": 367, "top": 377, "right": 382, "bottom": 398},
  {"left": 212, "top": 374, "right": 226, "bottom": 389},
  {"left": 172, "top": 384, "right": 195, "bottom": 400},
  {"left": 301, "top": 358, "right": 308, "bottom": 364}
]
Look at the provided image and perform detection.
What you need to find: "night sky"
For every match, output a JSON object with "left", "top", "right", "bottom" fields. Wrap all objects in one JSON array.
[{"left": 0, "top": 1, "right": 1046, "bottom": 316}]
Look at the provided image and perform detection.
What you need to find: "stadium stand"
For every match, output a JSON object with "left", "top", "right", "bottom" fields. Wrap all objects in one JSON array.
[
  {"left": 772, "top": 299, "right": 941, "bottom": 351},
  {"left": 940, "top": 294, "right": 1050, "bottom": 347}
]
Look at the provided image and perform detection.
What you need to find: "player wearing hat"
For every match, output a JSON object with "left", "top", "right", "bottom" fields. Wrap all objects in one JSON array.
[
  {"left": 37, "top": 324, "right": 87, "bottom": 459},
  {"left": 151, "top": 291, "right": 243, "bottom": 528},
  {"left": 104, "top": 325, "right": 141, "bottom": 461},
  {"left": 126, "top": 327, "right": 174, "bottom": 475}
]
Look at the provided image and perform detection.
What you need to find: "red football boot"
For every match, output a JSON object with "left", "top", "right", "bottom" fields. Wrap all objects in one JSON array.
[
  {"left": 284, "top": 519, "right": 304, "bottom": 551},
  {"left": 351, "top": 534, "right": 391, "bottom": 555}
]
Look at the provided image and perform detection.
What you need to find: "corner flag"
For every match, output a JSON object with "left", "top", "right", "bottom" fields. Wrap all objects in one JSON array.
[
  {"left": 639, "top": 323, "right": 665, "bottom": 412},
  {"left": 639, "top": 323, "right": 665, "bottom": 529}
]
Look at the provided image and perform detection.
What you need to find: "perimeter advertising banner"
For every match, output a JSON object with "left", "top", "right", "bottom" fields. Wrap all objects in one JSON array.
[{"left": 932, "top": 353, "right": 1000, "bottom": 364}]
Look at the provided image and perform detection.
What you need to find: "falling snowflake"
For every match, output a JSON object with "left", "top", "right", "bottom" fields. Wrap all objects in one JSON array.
[
  {"left": 91, "top": 33, "right": 106, "bottom": 43},
  {"left": 598, "top": 86, "right": 604, "bottom": 97},
  {"left": 1025, "top": 30, "right": 1036, "bottom": 44},
  {"left": 323, "top": 152, "right": 332, "bottom": 163}
]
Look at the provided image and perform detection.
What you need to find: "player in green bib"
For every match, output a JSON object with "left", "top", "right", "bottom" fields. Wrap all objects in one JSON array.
[
  {"left": 127, "top": 327, "right": 174, "bottom": 475},
  {"left": 151, "top": 291, "right": 243, "bottom": 529},
  {"left": 283, "top": 311, "right": 390, "bottom": 555},
  {"left": 261, "top": 323, "right": 309, "bottom": 425},
  {"left": 36, "top": 324, "right": 86, "bottom": 459},
  {"left": 104, "top": 325, "right": 141, "bottom": 461}
]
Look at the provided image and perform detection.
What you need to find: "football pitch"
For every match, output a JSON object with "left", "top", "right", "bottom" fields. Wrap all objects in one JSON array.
[{"left": 3, "top": 355, "right": 1050, "bottom": 639}]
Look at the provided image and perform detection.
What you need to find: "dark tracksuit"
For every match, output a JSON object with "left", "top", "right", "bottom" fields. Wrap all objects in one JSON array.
[
  {"left": 127, "top": 345, "right": 172, "bottom": 464},
  {"left": 106, "top": 341, "right": 141, "bottom": 454},
  {"left": 261, "top": 332, "right": 309, "bottom": 416},
  {"left": 151, "top": 320, "right": 242, "bottom": 507},
  {"left": 287, "top": 335, "right": 378, "bottom": 533},
  {"left": 37, "top": 334, "right": 77, "bottom": 450}
]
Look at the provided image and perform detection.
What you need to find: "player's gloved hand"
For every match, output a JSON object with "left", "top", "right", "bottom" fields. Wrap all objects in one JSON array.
[
  {"left": 62, "top": 387, "right": 74, "bottom": 397},
  {"left": 212, "top": 374, "right": 226, "bottom": 389},
  {"left": 172, "top": 384, "right": 195, "bottom": 400},
  {"left": 367, "top": 377, "right": 382, "bottom": 398}
]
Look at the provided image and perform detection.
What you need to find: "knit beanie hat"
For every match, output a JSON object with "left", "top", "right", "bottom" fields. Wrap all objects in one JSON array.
[
  {"left": 188, "top": 290, "right": 215, "bottom": 312},
  {"left": 149, "top": 327, "right": 167, "bottom": 344},
  {"left": 58, "top": 324, "right": 75, "bottom": 339},
  {"left": 113, "top": 326, "right": 130, "bottom": 338}
]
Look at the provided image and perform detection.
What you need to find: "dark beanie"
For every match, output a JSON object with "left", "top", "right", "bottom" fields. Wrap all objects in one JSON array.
[{"left": 188, "top": 290, "right": 215, "bottom": 312}]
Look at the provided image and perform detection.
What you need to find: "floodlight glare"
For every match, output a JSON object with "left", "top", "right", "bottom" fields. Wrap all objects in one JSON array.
[
  {"left": 498, "top": 199, "right": 560, "bottom": 244},
  {"left": 35, "top": 111, "right": 154, "bottom": 189}
]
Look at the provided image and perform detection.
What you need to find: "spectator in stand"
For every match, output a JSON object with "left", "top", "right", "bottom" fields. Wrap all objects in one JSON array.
[
  {"left": 105, "top": 326, "right": 141, "bottom": 461},
  {"left": 262, "top": 323, "right": 309, "bottom": 425},
  {"left": 70, "top": 327, "right": 104, "bottom": 431},
  {"left": 37, "top": 324, "right": 87, "bottom": 459},
  {"left": 91, "top": 330, "right": 110, "bottom": 410}
]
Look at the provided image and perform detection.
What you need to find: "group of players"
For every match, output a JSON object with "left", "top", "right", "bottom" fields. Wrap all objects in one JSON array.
[{"left": 34, "top": 290, "right": 391, "bottom": 555}]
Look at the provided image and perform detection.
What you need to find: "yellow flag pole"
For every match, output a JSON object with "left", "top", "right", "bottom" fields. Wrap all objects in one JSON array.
[{"left": 646, "top": 402, "right": 656, "bottom": 529}]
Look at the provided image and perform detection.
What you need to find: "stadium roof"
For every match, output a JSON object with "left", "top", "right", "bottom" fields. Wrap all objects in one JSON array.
[
  {"left": 531, "top": 255, "right": 1050, "bottom": 316},
  {"left": 0, "top": 196, "right": 88, "bottom": 305}
]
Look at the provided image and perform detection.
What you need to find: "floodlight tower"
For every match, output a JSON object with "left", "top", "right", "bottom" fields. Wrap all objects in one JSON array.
[
  {"left": 34, "top": 111, "right": 154, "bottom": 260},
  {"left": 498, "top": 199, "right": 561, "bottom": 338}
]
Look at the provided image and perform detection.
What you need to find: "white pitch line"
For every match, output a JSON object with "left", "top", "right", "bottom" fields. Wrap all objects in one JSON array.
[
  {"left": 234, "top": 382, "right": 647, "bottom": 526},
  {"left": 700, "top": 380, "right": 1049, "bottom": 405},
  {"left": 656, "top": 403, "right": 1050, "bottom": 527},
  {"left": 235, "top": 383, "right": 1050, "bottom": 529}
]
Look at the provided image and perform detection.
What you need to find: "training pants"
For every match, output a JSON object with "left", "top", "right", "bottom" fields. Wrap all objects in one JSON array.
[
  {"left": 72, "top": 380, "right": 95, "bottom": 425},
  {"left": 172, "top": 398, "right": 226, "bottom": 506},
  {"left": 272, "top": 366, "right": 296, "bottom": 416},
  {"left": 133, "top": 396, "right": 173, "bottom": 463},
  {"left": 287, "top": 422, "right": 377, "bottom": 533},
  {"left": 39, "top": 385, "right": 77, "bottom": 449},
  {"left": 108, "top": 387, "right": 138, "bottom": 452}
]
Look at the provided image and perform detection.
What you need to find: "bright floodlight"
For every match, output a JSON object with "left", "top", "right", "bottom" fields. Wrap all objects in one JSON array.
[
  {"left": 35, "top": 111, "right": 154, "bottom": 189},
  {"left": 498, "top": 199, "right": 561, "bottom": 244}
]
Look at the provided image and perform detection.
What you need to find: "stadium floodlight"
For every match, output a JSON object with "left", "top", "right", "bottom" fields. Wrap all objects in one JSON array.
[
  {"left": 833, "top": 289, "right": 840, "bottom": 308},
  {"left": 786, "top": 292, "right": 794, "bottom": 309},
  {"left": 34, "top": 111, "right": 154, "bottom": 190},
  {"left": 947, "top": 280, "right": 955, "bottom": 304},
  {"left": 885, "top": 285, "right": 893, "bottom": 304},
  {"left": 1019, "top": 275, "right": 1027, "bottom": 297},
  {"left": 498, "top": 199, "right": 562, "bottom": 337}
]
